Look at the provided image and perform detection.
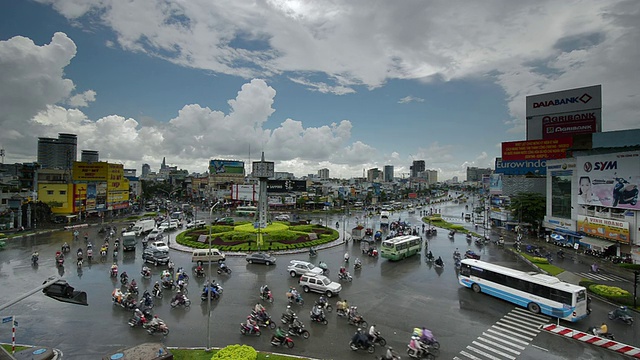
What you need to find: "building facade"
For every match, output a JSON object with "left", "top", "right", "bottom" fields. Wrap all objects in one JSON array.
[
  {"left": 80, "top": 150, "right": 99, "bottom": 163},
  {"left": 384, "top": 165, "right": 394, "bottom": 182},
  {"left": 37, "top": 133, "right": 77, "bottom": 170},
  {"left": 411, "top": 160, "right": 425, "bottom": 178},
  {"left": 318, "top": 168, "right": 330, "bottom": 180},
  {"left": 467, "top": 166, "right": 492, "bottom": 182}
]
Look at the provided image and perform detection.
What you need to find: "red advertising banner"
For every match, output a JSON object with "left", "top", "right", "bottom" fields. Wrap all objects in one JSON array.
[{"left": 502, "top": 138, "right": 573, "bottom": 161}]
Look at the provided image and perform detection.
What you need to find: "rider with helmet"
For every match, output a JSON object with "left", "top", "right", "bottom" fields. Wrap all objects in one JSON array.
[
  {"left": 368, "top": 324, "right": 378, "bottom": 343},
  {"left": 260, "top": 284, "right": 270, "bottom": 299},
  {"left": 273, "top": 326, "right": 287, "bottom": 344},
  {"left": 435, "top": 256, "right": 444, "bottom": 267}
]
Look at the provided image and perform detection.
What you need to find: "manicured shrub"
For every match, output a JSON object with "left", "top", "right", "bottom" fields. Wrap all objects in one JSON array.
[
  {"left": 211, "top": 344, "right": 257, "bottom": 360},
  {"left": 531, "top": 257, "right": 549, "bottom": 264},
  {"left": 618, "top": 263, "right": 640, "bottom": 271}
]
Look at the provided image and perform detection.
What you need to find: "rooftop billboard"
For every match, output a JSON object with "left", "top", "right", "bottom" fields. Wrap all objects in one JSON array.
[
  {"left": 526, "top": 85, "right": 601, "bottom": 140},
  {"left": 73, "top": 161, "right": 108, "bottom": 181},
  {"left": 502, "top": 138, "right": 573, "bottom": 161},
  {"left": 209, "top": 160, "right": 245, "bottom": 175},
  {"left": 495, "top": 158, "right": 547, "bottom": 175}
]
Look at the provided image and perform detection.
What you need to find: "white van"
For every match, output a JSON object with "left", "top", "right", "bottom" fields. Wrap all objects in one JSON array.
[{"left": 191, "top": 249, "right": 226, "bottom": 265}]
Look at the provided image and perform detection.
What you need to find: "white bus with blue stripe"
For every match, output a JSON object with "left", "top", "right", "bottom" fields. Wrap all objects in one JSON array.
[{"left": 458, "top": 259, "right": 588, "bottom": 322}]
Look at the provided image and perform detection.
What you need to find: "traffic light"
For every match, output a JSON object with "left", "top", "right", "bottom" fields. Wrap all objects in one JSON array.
[
  {"left": 42, "top": 279, "right": 88, "bottom": 306},
  {"left": 635, "top": 271, "right": 640, "bottom": 285}
]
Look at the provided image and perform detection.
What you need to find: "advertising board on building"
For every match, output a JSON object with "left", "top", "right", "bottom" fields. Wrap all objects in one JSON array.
[
  {"left": 267, "top": 180, "right": 307, "bottom": 193},
  {"left": 502, "top": 138, "right": 573, "bottom": 161},
  {"left": 576, "top": 151, "right": 640, "bottom": 210},
  {"left": 489, "top": 174, "right": 503, "bottom": 195},
  {"left": 73, "top": 162, "right": 108, "bottom": 181},
  {"left": 209, "top": 160, "right": 245, "bottom": 175},
  {"left": 543, "top": 216, "right": 576, "bottom": 232},
  {"left": 495, "top": 158, "right": 547, "bottom": 175},
  {"left": 526, "top": 85, "right": 602, "bottom": 140},
  {"left": 231, "top": 184, "right": 256, "bottom": 202},
  {"left": 577, "top": 215, "right": 629, "bottom": 244},
  {"left": 547, "top": 160, "right": 576, "bottom": 176}
]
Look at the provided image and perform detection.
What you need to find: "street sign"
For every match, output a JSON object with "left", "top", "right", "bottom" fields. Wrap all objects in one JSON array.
[
  {"left": 13, "top": 320, "right": 18, "bottom": 327},
  {"left": 2, "top": 316, "right": 12, "bottom": 324}
]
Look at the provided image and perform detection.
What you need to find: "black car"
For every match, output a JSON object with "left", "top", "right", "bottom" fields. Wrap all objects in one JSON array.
[
  {"left": 245, "top": 252, "right": 277, "bottom": 265},
  {"left": 142, "top": 248, "right": 170, "bottom": 266}
]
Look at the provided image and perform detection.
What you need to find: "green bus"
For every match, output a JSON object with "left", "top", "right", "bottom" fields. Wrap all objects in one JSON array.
[{"left": 380, "top": 235, "right": 422, "bottom": 261}]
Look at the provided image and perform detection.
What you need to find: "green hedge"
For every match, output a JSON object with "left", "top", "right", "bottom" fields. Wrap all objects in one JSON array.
[
  {"left": 580, "top": 280, "right": 635, "bottom": 307},
  {"left": 618, "top": 263, "right": 640, "bottom": 271},
  {"left": 211, "top": 345, "right": 257, "bottom": 360}
]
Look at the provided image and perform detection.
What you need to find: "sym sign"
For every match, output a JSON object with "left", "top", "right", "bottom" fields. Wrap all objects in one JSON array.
[
  {"left": 526, "top": 85, "right": 602, "bottom": 140},
  {"left": 576, "top": 151, "right": 640, "bottom": 210}
]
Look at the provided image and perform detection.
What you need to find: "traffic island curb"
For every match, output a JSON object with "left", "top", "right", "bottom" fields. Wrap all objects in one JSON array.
[{"left": 539, "top": 323, "right": 640, "bottom": 358}]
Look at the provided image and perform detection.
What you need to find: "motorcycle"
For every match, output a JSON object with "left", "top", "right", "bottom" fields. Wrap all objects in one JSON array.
[
  {"left": 407, "top": 345, "right": 436, "bottom": 360},
  {"left": 448, "top": 230, "right": 455, "bottom": 239},
  {"left": 613, "top": 177, "right": 638, "bottom": 207},
  {"left": 217, "top": 265, "right": 232, "bottom": 275},
  {"left": 368, "top": 331, "right": 387, "bottom": 346},
  {"left": 288, "top": 320, "right": 310, "bottom": 338},
  {"left": 318, "top": 261, "right": 330, "bottom": 275},
  {"left": 152, "top": 288, "right": 163, "bottom": 299},
  {"left": 140, "top": 292, "right": 154, "bottom": 308},
  {"left": 61, "top": 244, "right": 70, "bottom": 253},
  {"left": 281, "top": 312, "right": 297, "bottom": 325},
  {"left": 310, "top": 310, "right": 328, "bottom": 325},
  {"left": 113, "top": 296, "right": 137, "bottom": 310},
  {"left": 55, "top": 252, "right": 65, "bottom": 267},
  {"left": 251, "top": 311, "right": 276, "bottom": 329},
  {"left": 464, "top": 250, "right": 481, "bottom": 260},
  {"left": 170, "top": 295, "right": 191, "bottom": 309},
  {"left": 354, "top": 261, "right": 362, "bottom": 270},
  {"left": 161, "top": 280, "right": 176, "bottom": 290},
  {"left": 309, "top": 248, "right": 318, "bottom": 257},
  {"left": 240, "top": 323, "right": 261, "bottom": 336},
  {"left": 193, "top": 268, "right": 206, "bottom": 278},
  {"left": 31, "top": 253, "right": 39, "bottom": 266},
  {"left": 145, "top": 321, "right": 170, "bottom": 336},
  {"left": 338, "top": 271, "right": 353, "bottom": 282},
  {"left": 587, "top": 327, "right": 615, "bottom": 340},
  {"left": 496, "top": 236, "right": 505, "bottom": 246},
  {"left": 349, "top": 340, "right": 375, "bottom": 354},
  {"left": 348, "top": 313, "right": 368, "bottom": 328},
  {"left": 557, "top": 250, "right": 565, "bottom": 259},
  {"left": 260, "top": 290, "right": 274, "bottom": 303},
  {"left": 363, "top": 248, "right": 379, "bottom": 258},
  {"left": 454, "top": 258, "right": 461, "bottom": 269},
  {"left": 271, "top": 334, "right": 295, "bottom": 348},
  {"left": 287, "top": 292, "right": 304, "bottom": 306},
  {"left": 120, "top": 275, "right": 129, "bottom": 286},
  {"left": 128, "top": 315, "right": 148, "bottom": 328},
  {"left": 110, "top": 267, "right": 118, "bottom": 278},
  {"left": 608, "top": 308, "right": 634, "bottom": 325},
  {"left": 86, "top": 249, "right": 93, "bottom": 262},
  {"left": 315, "top": 301, "right": 333, "bottom": 312}
]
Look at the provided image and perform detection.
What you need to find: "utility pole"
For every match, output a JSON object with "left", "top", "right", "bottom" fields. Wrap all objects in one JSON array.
[{"left": 634, "top": 271, "right": 639, "bottom": 308}]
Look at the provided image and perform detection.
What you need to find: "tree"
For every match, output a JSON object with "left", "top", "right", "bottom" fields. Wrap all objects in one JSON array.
[{"left": 508, "top": 192, "right": 546, "bottom": 228}]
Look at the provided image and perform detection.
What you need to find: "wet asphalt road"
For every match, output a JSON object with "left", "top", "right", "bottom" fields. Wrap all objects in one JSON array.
[{"left": 0, "top": 199, "right": 634, "bottom": 359}]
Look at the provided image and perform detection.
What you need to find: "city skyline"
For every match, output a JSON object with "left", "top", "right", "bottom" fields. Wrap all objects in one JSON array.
[{"left": 1, "top": 1, "right": 639, "bottom": 180}]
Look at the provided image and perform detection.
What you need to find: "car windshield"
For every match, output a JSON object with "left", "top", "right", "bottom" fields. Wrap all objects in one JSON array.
[
  {"left": 321, "top": 278, "right": 331, "bottom": 285},
  {"left": 307, "top": 264, "right": 316, "bottom": 270}
]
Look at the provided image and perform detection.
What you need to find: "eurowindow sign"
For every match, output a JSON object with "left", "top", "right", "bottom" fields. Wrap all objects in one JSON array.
[{"left": 495, "top": 158, "right": 547, "bottom": 175}]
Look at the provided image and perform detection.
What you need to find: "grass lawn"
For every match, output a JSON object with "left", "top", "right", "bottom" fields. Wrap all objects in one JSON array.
[
  {"left": 170, "top": 349, "right": 310, "bottom": 360},
  {"left": 1, "top": 344, "right": 29, "bottom": 353},
  {"left": 516, "top": 251, "right": 565, "bottom": 276}
]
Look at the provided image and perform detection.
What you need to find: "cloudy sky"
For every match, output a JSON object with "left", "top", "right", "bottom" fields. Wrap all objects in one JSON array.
[{"left": 0, "top": 1, "right": 638, "bottom": 181}]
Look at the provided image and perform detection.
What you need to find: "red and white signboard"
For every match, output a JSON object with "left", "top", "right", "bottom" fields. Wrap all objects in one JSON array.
[{"left": 502, "top": 138, "right": 573, "bottom": 161}]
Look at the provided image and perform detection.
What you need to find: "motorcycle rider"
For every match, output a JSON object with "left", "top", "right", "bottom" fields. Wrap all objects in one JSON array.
[
  {"left": 172, "top": 290, "right": 186, "bottom": 305},
  {"left": 141, "top": 266, "right": 151, "bottom": 277},
  {"left": 254, "top": 303, "right": 268, "bottom": 321},
  {"left": 245, "top": 315, "right": 257, "bottom": 331},
  {"left": 317, "top": 295, "right": 328, "bottom": 309},
  {"left": 128, "top": 279, "right": 138, "bottom": 293},
  {"left": 383, "top": 346, "right": 399, "bottom": 360},
  {"left": 167, "top": 260, "right": 175, "bottom": 272},
  {"left": 311, "top": 304, "right": 325, "bottom": 321},
  {"left": 420, "top": 327, "right": 435, "bottom": 345},
  {"left": 153, "top": 281, "right": 161, "bottom": 296},
  {"left": 120, "top": 271, "right": 129, "bottom": 284},
  {"left": 176, "top": 278, "right": 186, "bottom": 292},
  {"left": 110, "top": 263, "right": 118, "bottom": 276},
  {"left": 283, "top": 305, "right": 296, "bottom": 323},
  {"left": 195, "top": 265, "right": 204, "bottom": 277},
  {"left": 148, "top": 315, "right": 165, "bottom": 331},
  {"left": 260, "top": 284, "right": 270, "bottom": 299},
  {"left": 31, "top": 251, "right": 39, "bottom": 263},
  {"left": 408, "top": 336, "right": 423, "bottom": 356},
  {"left": 272, "top": 326, "right": 287, "bottom": 344},
  {"left": 309, "top": 246, "right": 317, "bottom": 256},
  {"left": 368, "top": 324, "right": 378, "bottom": 343},
  {"left": 595, "top": 322, "right": 608, "bottom": 336},
  {"left": 591, "top": 263, "right": 600, "bottom": 273},
  {"left": 62, "top": 242, "right": 70, "bottom": 252},
  {"left": 613, "top": 306, "right": 631, "bottom": 319},
  {"left": 344, "top": 252, "right": 350, "bottom": 262},
  {"left": 336, "top": 299, "right": 349, "bottom": 315},
  {"left": 426, "top": 250, "right": 434, "bottom": 261},
  {"left": 112, "top": 288, "right": 124, "bottom": 304},
  {"left": 287, "top": 287, "right": 300, "bottom": 303},
  {"left": 132, "top": 308, "right": 144, "bottom": 326},
  {"left": 339, "top": 266, "right": 347, "bottom": 277},
  {"left": 453, "top": 248, "right": 460, "bottom": 258},
  {"left": 354, "top": 258, "right": 362, "bottom": 269},
  {"left": 435, "top": 256, "right": 444, "bottom": 267},
  {"left": 351, "top": 328, "right": 369, "bottom": 349},
  {"left": 77, "top": 248, "right": 83, "bottom": 259}
]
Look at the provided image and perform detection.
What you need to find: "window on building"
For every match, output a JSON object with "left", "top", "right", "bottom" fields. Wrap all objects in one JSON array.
[
  {"left": 47, "top": 190, "right": 54, "bottom": 195},
  {"left": 551, "top": 174, "right": 571, "bottom": 219},
  {"left": 59, "top": 190, "right": 66, "bottom": 195}
]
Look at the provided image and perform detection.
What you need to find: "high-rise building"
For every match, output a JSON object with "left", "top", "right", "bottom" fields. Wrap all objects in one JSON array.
[
  {"left": 318, "top": 168, "right": 330, "bottom": 180},
  {"left": 367, "top": 168, "right": 381, "bottom": 182},
  {"left": 141, "top": 164, "right": 150, "bottom": 178},
  {"left": 423, "top": 169, "right": 438, "bottom": 185},
  {"left": 80, "top": 150, "right": 99, "bottom": 163},
  {"left": 384, "top": 165, "right": 394, "bottom": 182},
  {"left": 410, "top": 160, "right": 425, "bottom": 178},
  {"left": 467, "top": 166, "right": 492, "bottom": 182},
  {"left": 37, "top": 133, "right": 77, "bottom": 169}
]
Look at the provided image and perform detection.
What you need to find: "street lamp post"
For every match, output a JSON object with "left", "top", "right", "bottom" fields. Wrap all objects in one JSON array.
[{"left": 206, "top": 201, "right": 220, "bottom": 352}]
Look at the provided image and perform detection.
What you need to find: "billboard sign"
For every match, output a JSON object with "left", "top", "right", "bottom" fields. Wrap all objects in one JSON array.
[
  {"left": 576, "top": 151, "right": 640, "bottom": 209},
  {"left": 86, "top": 183, "right": 96, "bottom": 211},
  {"left": 502, "top": 138, "right": 573, "bottom": 161},
  {"left": 489, "top": 174, "right": 503, "bottom": 195},
  {"left": 577, "top": 215, "right": 629, "bottom": 244},
  {"left": 209, "top": 160, "right": 244, "bottom": 175},
  {"left": 526, "top": 85, "right": 602, "bottom": 117},
  {"left": 72, "top": 162, "right": 108, "bottom": 181},
  {"left": 495, "top": 158, "right": 547, "bottom": 175},
  {"left": 231, "top": 184, "right": 256, "bottom": 201},
  {"left": 526, "top": 85, "right": 602, "bottom": 140},
  {"left": 96, "top": 182, "right": 107, "bottom": 210},
  {"left": 267, "top": 180, "right": 307, "bottom": 193},
  {"left": 540, "top": 109, "right": 600, "bottom": 139}
]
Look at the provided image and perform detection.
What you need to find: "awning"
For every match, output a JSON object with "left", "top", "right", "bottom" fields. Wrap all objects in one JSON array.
[{"left": 580, "top": 237, "right": 616, "bottom": 251}]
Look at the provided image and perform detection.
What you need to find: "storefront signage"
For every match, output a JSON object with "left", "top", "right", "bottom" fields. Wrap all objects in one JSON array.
[{"left": 577, "top": 215, "right": 629, "bottom": 244}]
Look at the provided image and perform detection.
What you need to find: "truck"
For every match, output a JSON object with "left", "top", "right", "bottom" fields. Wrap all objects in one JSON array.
[
  {"left": 351, "top": 225, "right": 366, "bottom": 241},
  {"left": 122, "top": 231, "right": 137, "bottom": 251},
  {"left": 132, "top": 219, "right": 155, "bottom": 236}
]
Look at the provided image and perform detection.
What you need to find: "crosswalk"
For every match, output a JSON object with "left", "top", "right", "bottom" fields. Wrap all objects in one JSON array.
[
  {"left": 574, "top": 272, "right": 629, "bottom": 282},
  {"left": 453, "top": 307, "right": 550, "bottom": 360}
]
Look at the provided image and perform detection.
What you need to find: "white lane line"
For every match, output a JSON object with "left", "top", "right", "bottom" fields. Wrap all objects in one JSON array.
[{"left": 476, "top": 336, "right": 521, "bottom": 355}]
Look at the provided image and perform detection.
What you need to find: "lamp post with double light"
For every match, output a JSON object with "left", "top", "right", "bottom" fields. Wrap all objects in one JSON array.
[{"left": 206, "top": 201, "right": 220, "bottom": 352}]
